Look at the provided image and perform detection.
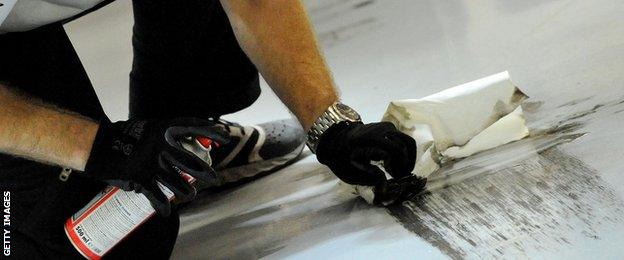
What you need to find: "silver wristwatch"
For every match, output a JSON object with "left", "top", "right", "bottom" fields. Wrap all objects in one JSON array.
[{"left": 306, "top": 102, "right": 362, "bottom": 153}]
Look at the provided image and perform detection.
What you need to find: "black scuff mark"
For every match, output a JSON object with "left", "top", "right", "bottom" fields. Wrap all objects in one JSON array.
[
  {"left": 353, "top": 0, "right": 375, "bottom": 9},
  {"left": 383, "top": 95, "right": 624, "bottom": 258},
  {"left": 317, "top": 17, "right": 379, "bottom": 48},
  {"left": 566, "top": 104, "right": 605, "bottom": 121},
  {"left": 613, "top": 109, "right": 624, "bottom": 114},
  {"left": 556, "top": 96, "right": 594, "bottom": 108},
  {"left": 394, "top": 201, "right": 465, "bottom": 259},
  {"left": 530, "top": 95, "right": 624, "bottom": 135},
  {"left": 387, "top": 148, "right": 624, "bottom": 258},
  {"left": 308, "top": 0, "right": 352, "bottom": 18},
  {"left": 308, "top": 0, "right": 376, "bottom": 24}
]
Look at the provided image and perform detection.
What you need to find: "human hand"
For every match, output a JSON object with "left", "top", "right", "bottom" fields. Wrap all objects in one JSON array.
[
  {"left": 316, "top": 121, "right": 417, "bottom": 186},
  {"left": 84, "top": 118, "right": 228, "bottom": 216}
]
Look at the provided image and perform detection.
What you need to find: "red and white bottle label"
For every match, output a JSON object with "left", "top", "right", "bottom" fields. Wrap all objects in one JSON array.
[
  {"left": 65, "top": 174, "right": 195, "bottom": 259},
  {"left": 65, "top": 137, "right": 211, "bottom": 259}
]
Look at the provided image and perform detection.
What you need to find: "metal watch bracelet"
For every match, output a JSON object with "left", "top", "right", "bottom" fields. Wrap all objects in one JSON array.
[{"left": 306, "top": 102, "right": 362, "bottom": 153}]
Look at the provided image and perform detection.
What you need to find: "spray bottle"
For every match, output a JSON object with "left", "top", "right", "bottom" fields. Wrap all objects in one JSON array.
[{"left": 64, "top": 136, "right": 215, "bottom": 259}]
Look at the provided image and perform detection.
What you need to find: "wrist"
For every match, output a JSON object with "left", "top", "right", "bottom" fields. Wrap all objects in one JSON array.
[
  {"left": 306, "top": 102, "right": 362, "bottom": 153},
  {"left": 302, "top": 93, "right": 338, "bottom": 130}
]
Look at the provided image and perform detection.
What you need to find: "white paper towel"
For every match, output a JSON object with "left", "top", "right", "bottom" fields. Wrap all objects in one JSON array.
[
  {"left": 350, "top": 71, "right": 529, "bottom": 204},
  {"left": 382, "top": 71, "right": 528, "bottom": 178}
]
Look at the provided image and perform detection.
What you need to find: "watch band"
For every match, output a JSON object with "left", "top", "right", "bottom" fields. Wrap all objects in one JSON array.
[{"left": 306, "top": 102, "right": 361, "bottom": 153}]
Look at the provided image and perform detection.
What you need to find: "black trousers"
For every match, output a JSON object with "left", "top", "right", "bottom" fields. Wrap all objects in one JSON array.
[{"left": 0, "top": 1, "right": 260, "bottom": 258}]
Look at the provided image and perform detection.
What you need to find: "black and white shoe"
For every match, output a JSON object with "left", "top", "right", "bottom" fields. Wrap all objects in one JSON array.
[{"left": 194, "top": 118, "right": 306, "bottom": 189}]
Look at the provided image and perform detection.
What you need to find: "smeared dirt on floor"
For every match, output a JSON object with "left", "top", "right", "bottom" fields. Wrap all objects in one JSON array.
[
  {"left": 387, "top": 96, "right": 624, "bottom": 258},
  {"left": 388, "top": 147, "right": 624, "bottom": 259}
]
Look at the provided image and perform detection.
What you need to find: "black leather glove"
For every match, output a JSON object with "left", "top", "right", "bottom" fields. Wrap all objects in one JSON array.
[
  {"left": 84, "top": 118, "right": 228, "bottom": 216},
  {"left": 373, "top": 175, "right": 427, "bottom": 206},
  {"left": 316, "top": 121, "right": 417, "bottom": 186}
]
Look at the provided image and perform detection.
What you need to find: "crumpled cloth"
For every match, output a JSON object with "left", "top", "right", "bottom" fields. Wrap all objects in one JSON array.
[{"left": 348, "top": 71, "right": 529, "bottom": 204}]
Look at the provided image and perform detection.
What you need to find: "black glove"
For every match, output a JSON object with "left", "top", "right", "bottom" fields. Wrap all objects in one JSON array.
[
  {"left": 84, "top": 118, "right": 228, "bottom": 216},
  {"left": 373, "top": 175, "right": 427, "bottom": 206},
  {"left": 316, "top": 121, "right": 417, "bottom": 186}
]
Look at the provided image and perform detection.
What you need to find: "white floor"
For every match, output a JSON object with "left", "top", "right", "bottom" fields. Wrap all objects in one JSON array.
[{"left": 64, "top": 0, "right": 624, "bottom": 259}]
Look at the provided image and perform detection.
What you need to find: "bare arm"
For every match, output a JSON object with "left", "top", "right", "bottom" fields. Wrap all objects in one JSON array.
[
  {"left": 219, "top": 1, "right": 420, "bottom": 197},
  {"left": 0, "top": 84, "right": 98, "bottom": 170},
  {"left": 219, "top": 0, "right": 339, "bottom": 130}
]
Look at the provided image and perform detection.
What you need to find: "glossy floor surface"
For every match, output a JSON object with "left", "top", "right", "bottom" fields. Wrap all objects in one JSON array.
[{"left": 65, "top": 0, "right": 624, "bottom": 259}]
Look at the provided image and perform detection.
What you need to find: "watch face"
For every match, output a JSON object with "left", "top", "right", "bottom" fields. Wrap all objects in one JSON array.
[{"left": 335, "top": 103, "right": 361, "bottom": 121}]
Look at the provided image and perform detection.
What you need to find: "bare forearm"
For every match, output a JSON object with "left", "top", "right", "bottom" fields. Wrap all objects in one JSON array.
[
  {"left": 0, "top": 84, "right": 98, "bottom": 170},
  {"left": 220, "top": 0, "right": 339, "bottom": 130}
]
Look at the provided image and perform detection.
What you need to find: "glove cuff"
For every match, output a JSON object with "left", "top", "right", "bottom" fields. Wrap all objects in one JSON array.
[
  {"left": 315, "top": 121, "right": 362, "bottom": 165},
  {"left": 83, "top": 119, "right": 115, "bottom": 175}
]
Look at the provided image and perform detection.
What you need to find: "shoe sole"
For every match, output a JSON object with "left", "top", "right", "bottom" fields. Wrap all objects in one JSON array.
[{"left": 196, "top": 143, "right": 306, "bottom": 190}]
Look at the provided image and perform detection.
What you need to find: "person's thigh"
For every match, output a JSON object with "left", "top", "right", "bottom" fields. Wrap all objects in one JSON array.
[
  {"left": 105, "top": 212, "right": 180, "bottom": 259},
  {"left": 129, "top": 0, "right": 261, "bottom": 119}
]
